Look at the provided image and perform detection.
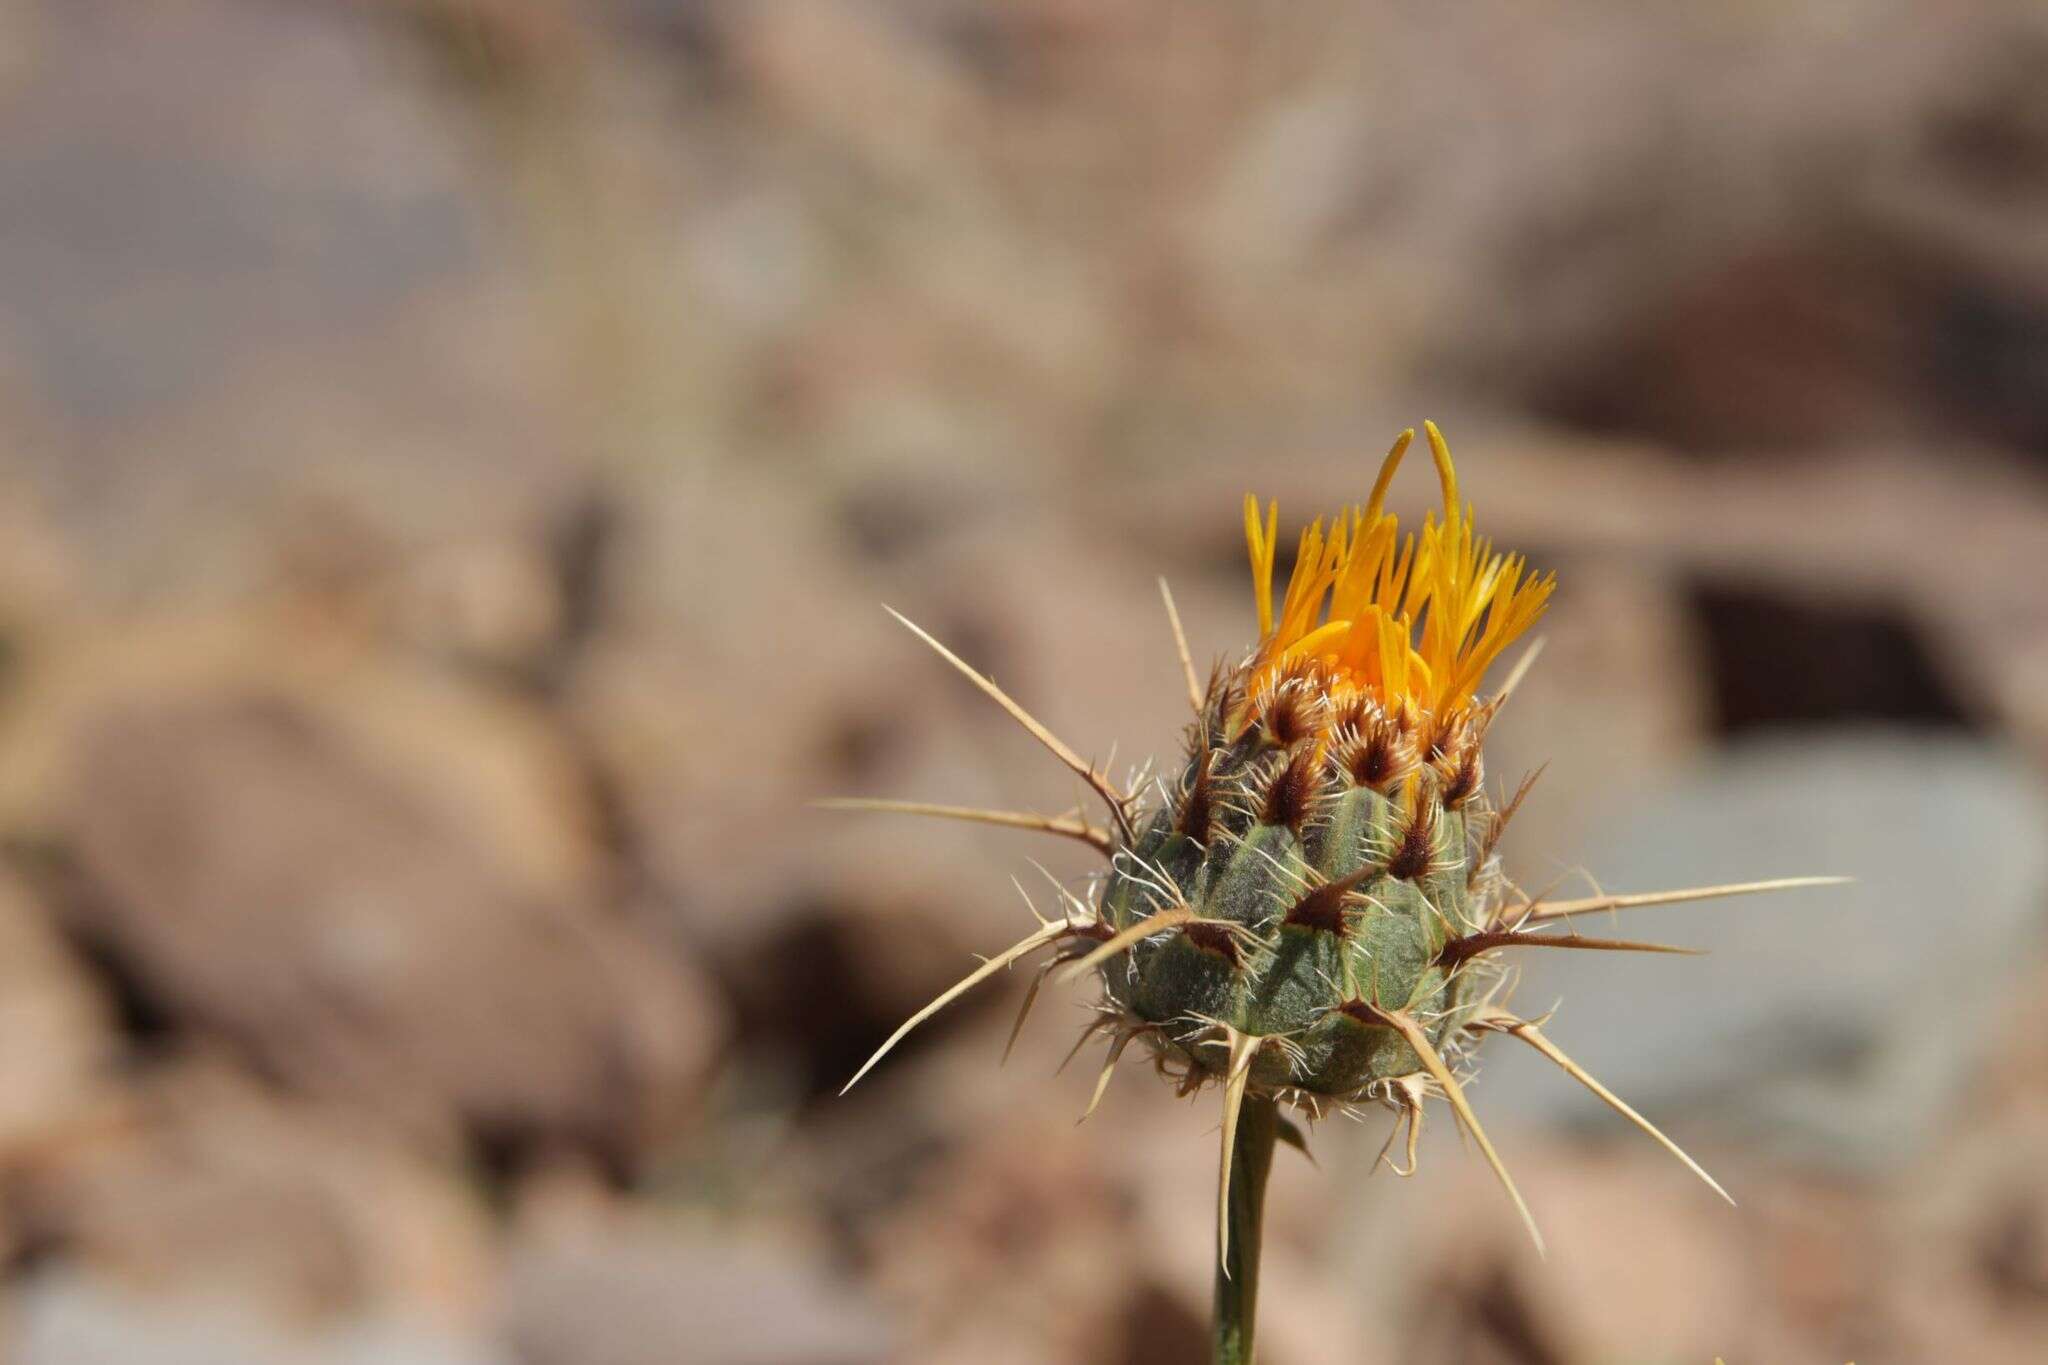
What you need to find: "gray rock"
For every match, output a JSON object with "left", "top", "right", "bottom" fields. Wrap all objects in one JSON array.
[
  {"left": 501, "top": 1227, "right": 893, "bottom": 1365},
  {"left": 1477, "top": 730, "right": 2048, "bottom": 1171},
  {"left": 0, "top": 0, "right": 475, "bottom": 429},
  {"left": 9, "top": 1269, "right": 505, "bottom": 1365}
]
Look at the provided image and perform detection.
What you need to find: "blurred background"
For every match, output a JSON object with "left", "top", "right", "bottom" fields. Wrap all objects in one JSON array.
[{"left": 1, "top": 2, "right": 2046, "bottom": 1361}]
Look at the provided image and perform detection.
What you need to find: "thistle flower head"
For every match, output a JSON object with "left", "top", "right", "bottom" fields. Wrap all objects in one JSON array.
[{"left": 833, "top": 424, "right": 1844, "bottom": 1278}]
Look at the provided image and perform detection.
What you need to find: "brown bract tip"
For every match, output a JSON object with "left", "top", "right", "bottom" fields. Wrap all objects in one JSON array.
[
  {"left": 1386, "top": 802, "right": 1439, "bottom": 881},
  {"left": 1283, "top": 866, "right": 1373, "bottom": 935},
  {"left": 1176, "top": 747, "right": 1217, "bottom": 843},
  {"left": 1334, "top": 699, "right": 1418, "bottom": 792},
  {"left": 1261, "top": 745, "right": 1323, "bottom": 832},
  {"left": 1210, "top": 668, "right": 1245, "bottom": 733},
  {"left": 1256, "top": 677, "right": 1321, "bottom": 750},
  {"left": 1182, "top": 920, "right": 1243, "bottom": 965},
  {"left": 1337, "top": 998, "right": 1389, "bottom": 1027},
  {"left": 1435, "top": 737, "right": 1484, "bottom": 810}
]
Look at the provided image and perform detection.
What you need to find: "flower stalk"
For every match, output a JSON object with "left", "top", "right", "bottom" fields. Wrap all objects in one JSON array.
[{"left": 1213, "top": 1092, "right": 1279, "bottom": 1365}]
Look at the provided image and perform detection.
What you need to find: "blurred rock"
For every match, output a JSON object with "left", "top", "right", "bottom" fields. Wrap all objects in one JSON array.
[
  {"left": 570, "top": 461, "right": 952, "bottom": 913},
  {"left": 500, "top": 1215, "right": 890, "bottom": 1365},
  {"left": 44, "top": 664, "right": 718, "bottom": 1163},
  {"left": 869, "top": 1118, "right": 1148, "bottom": 1365},
  {"left": 0, "top": 604, "right": 616, "bottom": 911},
  {"left": 12, "top": 1061, "right": 495, "bottom": 1326},
  {"left": 1428, "top": 3, "right": 2048, "bottom": 458},
  {"left": 1482, "top": 730, "right": 2048, "bottom": 1169},
  {"left": 1489, "top": 1149, "right": 1749, "bottom": 1362},
  {"left": 0, "top": 0, "right": 585, "bottom": 603},
  {"left": 1861, "top": 951, "right": 2048, "bottom": 1360},
  {"left": 1480, "top": 554, "right": 1710, "bottom": 872},
  {"left": 9, "top": 1268, "right": 503, "bottom": 1365},
  {"left": 0, "top": 468, "right": 82, "bottom": 644},
  {"left": 0, "top": 868, "right": 113, "bottom": 1162},
  {"left": 380, "top": 538, "right": 568, "bottom": 683}
]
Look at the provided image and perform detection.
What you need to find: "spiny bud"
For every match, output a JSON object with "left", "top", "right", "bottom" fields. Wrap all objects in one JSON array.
[{"left": 843, "top": 422, "right": 1842, "bottom": 1330}]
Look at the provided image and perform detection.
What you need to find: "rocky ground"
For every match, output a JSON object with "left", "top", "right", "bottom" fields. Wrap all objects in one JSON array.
[{"left": 1, "top": 2, "right": 2046, "bottom": 1361}]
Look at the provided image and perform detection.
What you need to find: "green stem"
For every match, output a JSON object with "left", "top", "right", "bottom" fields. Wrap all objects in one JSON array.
[{"left": 1212, "top": 1094, "right": 1280, "bottom": 1365}]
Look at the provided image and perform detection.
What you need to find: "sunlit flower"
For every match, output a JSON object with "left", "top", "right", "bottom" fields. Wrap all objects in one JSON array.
[
  {"left": 832, "top": 422, "right": 1841, "bottom": 1359},
  {"left": 1241, "top": 421, "right": 1553, "bottom": 725}
]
